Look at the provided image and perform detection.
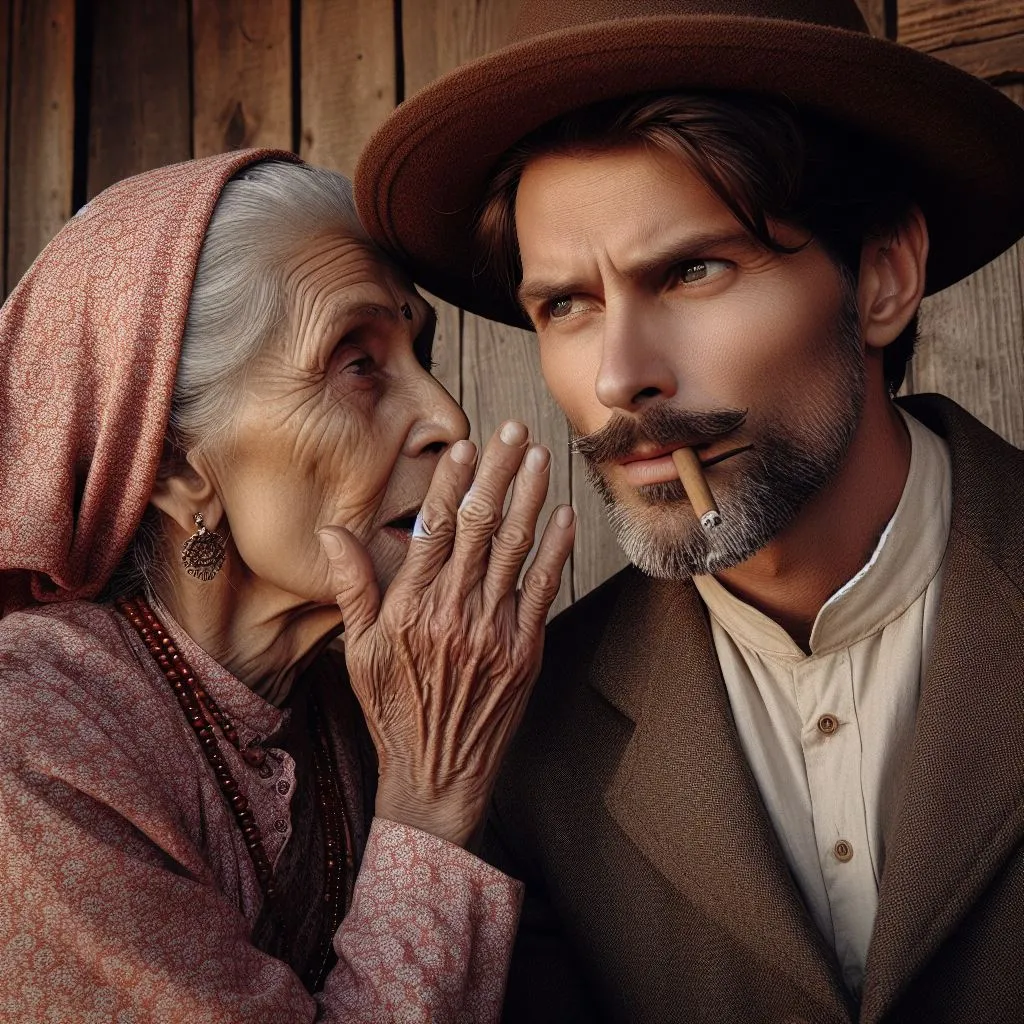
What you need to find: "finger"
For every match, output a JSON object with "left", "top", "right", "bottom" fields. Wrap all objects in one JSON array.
[
  {"left": 483, "top": 443, "right": 551, "bottom": 603},
  {"left": 388, "top": 438, "right": 477, "bottom": 594},
  {"left": 517, "top": 504, "right": 576, "bottom": 638},
  {"left": 318, "top": 526, "right": 381, "bottom": 644},
  {"left": 446, "top": 420, "right": 529, "bottom": 595}
]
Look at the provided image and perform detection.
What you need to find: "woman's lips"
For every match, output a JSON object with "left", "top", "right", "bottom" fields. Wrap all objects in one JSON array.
[
  {"left": 618, "top": 444, "right": 753, "bottom": 486},
  {"left": 380, "top": 511, "right": 419, "bottom": 544}
]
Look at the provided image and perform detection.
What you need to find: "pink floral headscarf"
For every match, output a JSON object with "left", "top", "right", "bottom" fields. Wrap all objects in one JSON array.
[{"left": 0, "top": 149, "right": 298, "bottom": 616}]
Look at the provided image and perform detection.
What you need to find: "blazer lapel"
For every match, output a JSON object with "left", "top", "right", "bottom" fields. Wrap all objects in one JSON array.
[
  {"left": 862, "top": 396, "right": 1024, "bottom": 1022},
  {"left": 591, "top": 570, "right": 854, "bottom": 1021}
]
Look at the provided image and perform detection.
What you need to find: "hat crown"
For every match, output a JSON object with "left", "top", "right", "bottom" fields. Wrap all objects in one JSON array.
[{"left": 515, "top": 0, "right": 868, "bottom": 39}]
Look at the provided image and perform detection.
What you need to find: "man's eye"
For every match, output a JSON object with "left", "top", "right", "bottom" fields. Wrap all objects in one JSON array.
[
  {"left": 549, "top": 296, "right": 575, "bottom": 319},
  {"left": 676, "top": 259, "right": 730, "bottom": 285}
]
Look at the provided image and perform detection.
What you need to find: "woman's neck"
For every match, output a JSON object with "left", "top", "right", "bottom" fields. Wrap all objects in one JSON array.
[{"left": 152, "top": 572, "right": 344, "bottom": 706}]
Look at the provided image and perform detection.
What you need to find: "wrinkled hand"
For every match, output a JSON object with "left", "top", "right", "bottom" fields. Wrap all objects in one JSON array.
[{"left": 318, "top": 421, "right": 575, "bottom": 848}]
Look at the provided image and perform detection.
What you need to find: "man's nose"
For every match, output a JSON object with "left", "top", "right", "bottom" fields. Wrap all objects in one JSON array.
[{"left": 594, "top": 309, "right": 679, "bottom": 413}]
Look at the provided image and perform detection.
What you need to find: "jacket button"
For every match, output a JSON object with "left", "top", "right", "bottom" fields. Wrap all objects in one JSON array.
[
  {"left": 817, "top": 714, "right": 839, "bottom": 735},
  {"left": 833, "top": 839, "right": 854, "bottom": 862}
]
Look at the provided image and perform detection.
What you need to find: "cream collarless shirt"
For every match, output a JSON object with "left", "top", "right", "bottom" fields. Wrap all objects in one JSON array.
[{"left": 692, "top": 409, "right": 952, "bottom": 994}]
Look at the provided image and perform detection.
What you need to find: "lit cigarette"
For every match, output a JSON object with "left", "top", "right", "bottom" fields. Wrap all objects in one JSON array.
[{"left": 671, "top": 447, "right": 722, "bottom": 532}]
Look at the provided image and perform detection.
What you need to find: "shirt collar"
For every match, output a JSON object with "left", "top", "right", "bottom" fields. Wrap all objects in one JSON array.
[{"left": 693, "top": 408, "right": 952, "bottom": 659}]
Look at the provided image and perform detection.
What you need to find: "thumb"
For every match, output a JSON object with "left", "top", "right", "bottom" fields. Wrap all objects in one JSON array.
[{"left": 317, "top": 526, "right": 381, "bottom": 642}]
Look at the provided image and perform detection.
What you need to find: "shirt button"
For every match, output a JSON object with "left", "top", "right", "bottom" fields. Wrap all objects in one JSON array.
[
  {"left": 276, "top": 779, "right": 290, "bottom": 795},
  {"left": 817, "top": 714, "right": 839, "bottom": 735},
  {"left": 833, "top": 839, "right": 854, "bottom": 862}
]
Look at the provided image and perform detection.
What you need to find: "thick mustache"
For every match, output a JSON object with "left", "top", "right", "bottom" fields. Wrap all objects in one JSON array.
[{"left": 570, "top": 406, "right": 748, "bottom": 463}]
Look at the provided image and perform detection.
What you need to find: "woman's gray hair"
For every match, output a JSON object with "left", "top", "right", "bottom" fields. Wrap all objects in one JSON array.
[
  {"left": 106, "top": 159, "right": 366, "bottom": 599},
  {"left": 175, "top": 159, "right": 366, "bottom": 453}
]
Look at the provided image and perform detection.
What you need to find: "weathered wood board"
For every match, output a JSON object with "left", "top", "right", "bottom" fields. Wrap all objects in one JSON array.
[
  {"left": 88, "top": 0, "right": 190, "bottom": 198},
  {"left": 300, "top": 0, "right": 394, "bottom": 177},
  {"left": 7, "top": 0, "right": 74, "bottom": 288},
  {"left": 0, "top": 0, "right": 10, "bottom": 293},
  {"left": 899, "top": 0, "right": 1024, "bottom": 78},
  {"left": 193, "top": 0, "right": 292, "bottom": 157},
  {"left": 911, "top": 83, "right": 1024, "bottom": 447}
]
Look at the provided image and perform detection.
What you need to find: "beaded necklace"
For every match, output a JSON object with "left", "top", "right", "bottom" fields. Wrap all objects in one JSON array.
[{"left": 117, "top": 595, "right": 353, "bottom": 990}]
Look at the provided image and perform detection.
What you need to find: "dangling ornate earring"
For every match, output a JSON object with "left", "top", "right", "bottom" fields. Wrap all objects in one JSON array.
[{"left": 181, "top": 513, "right": 226, "bottom": 581}]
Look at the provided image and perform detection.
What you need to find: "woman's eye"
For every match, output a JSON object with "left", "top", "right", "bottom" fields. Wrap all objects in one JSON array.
[
  {"left": 342, "top": 355, "right": 374, "bottom": 376},
  {"left": 675, "top": 259, "right": 730, "bottom": 285}
]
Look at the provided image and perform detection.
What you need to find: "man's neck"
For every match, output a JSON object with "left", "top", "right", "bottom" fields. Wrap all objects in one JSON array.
[{"left": 713, "top": 396, "right": 911, "bottom": 653}]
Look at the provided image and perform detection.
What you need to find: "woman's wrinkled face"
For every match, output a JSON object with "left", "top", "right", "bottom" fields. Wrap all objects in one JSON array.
[{"left": 204, "top": 233, "right": 468, "bottom": 602}]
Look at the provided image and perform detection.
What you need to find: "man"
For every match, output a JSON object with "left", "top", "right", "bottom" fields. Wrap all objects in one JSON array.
[{"left": 354, "top": 1, "right": 1024, "bottom": 1020}]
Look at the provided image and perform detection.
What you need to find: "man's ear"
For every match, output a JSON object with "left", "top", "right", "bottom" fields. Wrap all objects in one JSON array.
[
  {"left": 148, "top": 452, "right": 225, "bottom": 537},
  {"left": 857, "top": 205, "right": 929, "bottom": 351}
]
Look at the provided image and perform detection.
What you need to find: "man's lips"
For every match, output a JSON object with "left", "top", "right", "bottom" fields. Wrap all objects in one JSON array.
[{"left": 617, "top": 444, "right": 753, "bottom": 487}]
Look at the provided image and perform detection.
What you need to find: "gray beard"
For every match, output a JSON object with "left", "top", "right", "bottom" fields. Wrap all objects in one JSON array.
[{"left": 577, "top": 295, "right": 866, "bottom": 580}]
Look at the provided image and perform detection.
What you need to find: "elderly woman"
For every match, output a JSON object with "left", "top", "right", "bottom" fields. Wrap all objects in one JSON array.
[{"left": 0, "top": 150, "right": 574, "bottom": 1020}]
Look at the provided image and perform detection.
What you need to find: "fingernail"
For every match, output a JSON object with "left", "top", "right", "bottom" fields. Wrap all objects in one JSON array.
[
  {"left": 451, "top": 439, "right": 476, "bottom": 465},
  {"left": 555, "top": 505, "right": 575, "bottom": 528},
  {"left": 412, "top": 511, "right": 432, "bottom": 539},
  {"left": 525, "top": 445, "right": 550, "bottom": 472},
  {"left": 500, "top": 421, "right": 528, "bottom": 446},
  {"left": 317, "top": 529, "right": 343, "bottom": 558}
]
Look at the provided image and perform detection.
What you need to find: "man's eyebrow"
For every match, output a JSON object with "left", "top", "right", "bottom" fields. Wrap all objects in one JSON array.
[
  {"left": 516, "top": 229, "right": 761, "bottom": 308},
  {"left": 517, "top": 276, "right": 589, "bottom": 309},
  {"left": 623, "top": 230, "right": 762, "bottom": 279}
]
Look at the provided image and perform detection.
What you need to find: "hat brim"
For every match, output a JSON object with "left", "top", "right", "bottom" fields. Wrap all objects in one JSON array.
[{"left": 355, "top": 15, "right": 1024, "bottom": 327}]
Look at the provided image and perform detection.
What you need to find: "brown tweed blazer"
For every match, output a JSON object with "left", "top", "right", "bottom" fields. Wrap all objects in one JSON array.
[{"left": 485, "top": 394, "right": 1024, "bottom": 1023}]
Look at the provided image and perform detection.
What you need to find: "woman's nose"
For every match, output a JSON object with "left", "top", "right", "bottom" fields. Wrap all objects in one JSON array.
[
  {"left": 404, "top": 374, "right": 470, "bottom": 457},
  {"left": 594, "top": 311, "right": 679, "bottom": 413}
]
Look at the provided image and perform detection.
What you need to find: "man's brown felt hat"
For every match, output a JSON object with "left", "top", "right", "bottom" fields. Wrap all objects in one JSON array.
[{"left": 355, "top": 0, "right": 1024, "bottom": 328}]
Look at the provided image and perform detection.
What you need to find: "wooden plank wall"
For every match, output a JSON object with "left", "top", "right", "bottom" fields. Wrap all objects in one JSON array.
[{"left": 1, "top": 0, "right": 1021, "bottom": 607}]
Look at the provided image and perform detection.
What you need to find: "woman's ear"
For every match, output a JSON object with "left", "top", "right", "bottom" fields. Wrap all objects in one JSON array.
[
  {"left": 149, "top": 452, "right": 225, "bottom": 537},
  {"left": 857, "top": 205, "right": 929, "bottom": 351}
]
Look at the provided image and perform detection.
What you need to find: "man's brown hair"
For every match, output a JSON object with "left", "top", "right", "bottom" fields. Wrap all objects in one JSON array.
[{"left": 476, "top": 92, "right": 920, "bottom": 395}]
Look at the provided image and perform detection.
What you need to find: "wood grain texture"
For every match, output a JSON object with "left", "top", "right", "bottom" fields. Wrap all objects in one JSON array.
[
  {"left": 7, "top": 0, "right": 74, "bottom": 288},
  {"left": 898, "top": 0, "right": 1024, "bottom": 78},
  {"left": 88, "top": 0, "right": 190, "bottom": 199},
  {"left": 855, "top": 0, "right": 892, "bottom": 37},
  {"left": 910, "top": 82, "right": 1024, "bottom": 447},
  {"left": 300, "top": 0, "right": 394, "bottom": 177},
  {"left": 402, "top": 0, "right": 518, "bottom": 93},
  {"left": 0, "top": 0, "right": 10, "bottom": 294},
  {"left": 193, "top": 0, "right": 291, "bottom": 157}
]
